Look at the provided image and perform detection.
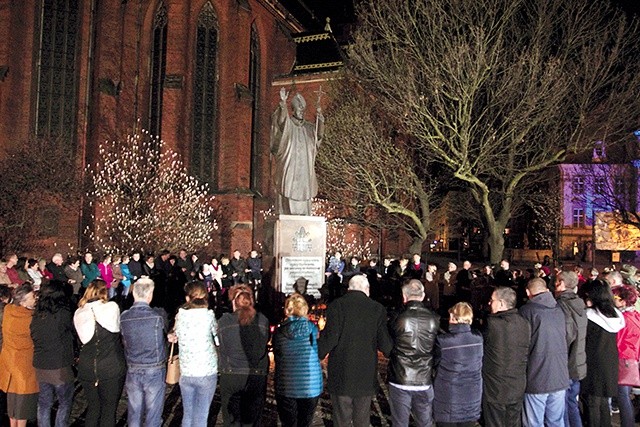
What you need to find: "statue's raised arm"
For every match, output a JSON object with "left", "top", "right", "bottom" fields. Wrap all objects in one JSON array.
[{"left": 276, "top": 87, "right": 289, "bottom": 129}]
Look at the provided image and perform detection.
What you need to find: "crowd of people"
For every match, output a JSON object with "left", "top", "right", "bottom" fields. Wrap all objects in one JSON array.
[
  {"left": 319, "top": 253, "right": 640, "bottom": 427},
  {"left": 0, "top": 247, "right": 639, "bottom": 427}
]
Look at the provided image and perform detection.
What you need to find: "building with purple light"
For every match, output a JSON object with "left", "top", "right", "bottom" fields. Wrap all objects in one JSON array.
[{"left": 557, "top": 131, "right": 640, "bottom": 260}]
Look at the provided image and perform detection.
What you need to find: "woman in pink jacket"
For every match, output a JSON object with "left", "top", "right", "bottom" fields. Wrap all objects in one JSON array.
[
  {"left": 98, "top": 255, "right": 115, "bottom": 299},
  {"left": 612, "top": 285, "right": 640, "bottom": 427}
]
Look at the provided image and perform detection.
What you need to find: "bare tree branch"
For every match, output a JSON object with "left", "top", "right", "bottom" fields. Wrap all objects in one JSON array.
[{"left": 340, "top": 0, "right": 640, "bottom": 262}]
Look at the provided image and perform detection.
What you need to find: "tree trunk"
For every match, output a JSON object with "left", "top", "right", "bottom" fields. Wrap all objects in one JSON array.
[
  {"left": 486, "top": 227, "right": 505, "bottom": 265},
  {"left": 409, "top": 236, "right": 425, "bottom": 255}
]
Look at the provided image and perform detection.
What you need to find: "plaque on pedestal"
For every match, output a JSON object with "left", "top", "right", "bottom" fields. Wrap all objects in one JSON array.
[{"left": 272, "top": 215, "right": 326, "bottom": 297}]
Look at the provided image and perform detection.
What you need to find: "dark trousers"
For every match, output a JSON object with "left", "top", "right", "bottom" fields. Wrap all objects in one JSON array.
[
  {"left": 389, "top": 385, "right": 434, "bottom": 427},
  {"left": 436, "top": 422, "right": 476, "bottom": 427},
  {"left": 581, "top": 394, "right": 611, "bottom": 427},
  {"left": 220, "top": 373, "right": 267, "bottom": 426},
  {"left": 482, "top": 400, "right": 523, "bottom": 427},
  {"left": 38, "top": 381, "right": 75, "bottom": 427},
  {"left": 275, "top": 394, "right": 319, "bottom": 427},
  {"left": 330, "top": 394, "right": 372, "bottom": 427},
  {"left": 0, "top": 390, "right": 8, "bottom": 427},
  {"left": 79, "top": 375, "right": 125, "bottom": 427}
]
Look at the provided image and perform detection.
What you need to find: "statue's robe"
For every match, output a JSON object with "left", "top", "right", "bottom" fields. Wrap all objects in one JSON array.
[{"left": 270, "top": 105, "right": 321, "bottom": 212}]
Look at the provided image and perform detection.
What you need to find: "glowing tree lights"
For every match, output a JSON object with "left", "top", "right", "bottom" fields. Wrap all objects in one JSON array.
[
  {"left": 311, "top": 199, "right": 375, "bottom": 259},
  {"left": 86, "top": 131, "right": 217, "bottom": 254}
]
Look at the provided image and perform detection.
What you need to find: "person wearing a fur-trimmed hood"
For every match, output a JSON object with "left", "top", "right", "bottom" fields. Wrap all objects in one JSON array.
[{"left": 581, "top": 280, "right": 625, "bottom": 427}]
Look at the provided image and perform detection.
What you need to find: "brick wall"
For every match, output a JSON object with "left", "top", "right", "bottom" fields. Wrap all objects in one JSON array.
[{"left": 0, "top": 0, "right": 302, "bottom": 255}]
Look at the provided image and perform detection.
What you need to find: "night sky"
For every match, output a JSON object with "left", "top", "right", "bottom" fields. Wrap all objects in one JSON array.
[{"left": 290, "top": 0, "right": 639, "bottom": 32}]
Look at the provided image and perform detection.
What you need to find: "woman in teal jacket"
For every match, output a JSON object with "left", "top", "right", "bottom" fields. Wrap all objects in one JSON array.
[{"left": 273, "top": 293, "right": 323, "bottom": 427}]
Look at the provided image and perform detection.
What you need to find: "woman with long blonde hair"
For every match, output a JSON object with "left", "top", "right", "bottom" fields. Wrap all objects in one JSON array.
[
  {"left": 74, "top": 280, "right": 126, "bottom": 427},
  {"left": 218, "top": 284, "right": 270, "bottom": 426}
]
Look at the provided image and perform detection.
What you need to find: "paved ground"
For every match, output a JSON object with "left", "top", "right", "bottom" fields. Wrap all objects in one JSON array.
[
  {"left": 67, "top": 355, "right": 393, "bottom": 426},
  {"left": 62, "top": 352, "right": 636, "bottom": 426}
]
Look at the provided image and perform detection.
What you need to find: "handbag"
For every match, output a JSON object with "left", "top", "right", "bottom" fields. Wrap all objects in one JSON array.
[
  {"left": 618, "top": 358, "right": 640, "bottom": 386},
  {"left": 166, "top": 342, "right": 180, "bottom": 385}
]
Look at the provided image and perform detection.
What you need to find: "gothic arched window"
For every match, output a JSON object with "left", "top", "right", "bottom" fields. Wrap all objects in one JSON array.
[
  {"left": 249, "top": 24, "right": 261, "bottom": 192},
  {"left": 191, "top": 2, "right": 218, "bottom": 186},
  {"left": 34, "top": 0, "right": 80, "bottom": 140},
  {"left": 149, "top": 2, "right": 167, "bottom": 142}
]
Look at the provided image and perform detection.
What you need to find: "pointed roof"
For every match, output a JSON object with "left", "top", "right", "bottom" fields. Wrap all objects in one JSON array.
[{"left": 288, "top": 28, "right": 344, "bottom": 75}]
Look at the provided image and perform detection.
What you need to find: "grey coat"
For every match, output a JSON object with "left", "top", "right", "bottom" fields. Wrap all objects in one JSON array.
[
  {"left": 519, "top": 291, "right": 570, "bottom": 394},
  {"left": 557, "top": 291, "right": 587, "bottom": 380}
]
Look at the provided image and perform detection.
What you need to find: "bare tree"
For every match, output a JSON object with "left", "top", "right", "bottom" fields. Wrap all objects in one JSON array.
[
  {"left": 318, "top": 79, "right": 442, "bottom": 253},
  {"left": 0, "top": 137, "right": 80, "bottom": 254},
  {"left": 341, "top": 0, "right": 640, "bottom": 263}
]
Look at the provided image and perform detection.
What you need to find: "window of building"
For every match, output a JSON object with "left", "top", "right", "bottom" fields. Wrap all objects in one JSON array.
[
  {"left": 594, "top": 176, "right": 606, "bottom": 195},
  {"left": 572, "top": 208, "right": 585, "bottom": 228},
  {"left": 34, "top": 0, "right": 80, "bottom": 140},
  {"left": 572, "top": 176, "right": 585, "bottom": 195},
  {"left": 149, "top": 2, "right": 167, "bottom": 143},
  {"left": 614, "top": 176, "right": 625, "bottom": 196},
  {"left": 249, "top": 24, "right": 261, "bottom": 192},
  {"left": 191, "top": 2, "right": 218, "bottom": 186},
  {"left": 592, "top": 140, "right": 606, "bottom": 161}
]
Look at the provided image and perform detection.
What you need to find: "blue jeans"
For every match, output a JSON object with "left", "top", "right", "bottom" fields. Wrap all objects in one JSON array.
[
  {"left": 618, "top": 385, "right": 634, "bottom": 427},
  {"left": 523, "top": 390, "right": 565, "bottom": 427},
  {"left": 180, "top": 375, "right": 218, "bottom": 427},
  {"left": 389, "top": 384, "right": 434, "bottom": 427},
  {"left": 37, "top": 381, "right": 74, "bottom": 427},
  {"left": 564, "top": 380, "right": 582, "bottom": 427},
  {"left": 126, "top": 368, "right": 166, "bottom": 427}
]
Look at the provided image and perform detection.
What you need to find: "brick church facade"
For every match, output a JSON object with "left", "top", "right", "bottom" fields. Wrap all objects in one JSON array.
[{"left": 0, "top": 0, "right": 343, "bottom": 256}]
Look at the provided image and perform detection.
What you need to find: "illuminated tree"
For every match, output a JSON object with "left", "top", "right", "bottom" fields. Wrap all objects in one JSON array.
[
  {"left": 86, "top": 131, "right": 217, "bottom": 254},
  {"left": 338, "top": 0, "right": 640, "bottom": 263},
  {"left": 311, "top": 199, "right": 375, "bottom": 259}
]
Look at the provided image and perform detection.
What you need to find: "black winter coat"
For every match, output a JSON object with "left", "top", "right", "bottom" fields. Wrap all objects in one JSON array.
[
  {"left": 582, "top": 311, "right": 624, "bottom": 397},
  {"left": 388, "top": 301, "right": 439, "bottom": 386},
  {"left": 31, "top": 308, "right": 75, "bottom": 370},
  {"left": 482, "top": 308, "right": 530, "bottom": 404},
  {"left": 318, "top": 291, "right": 393, "bottom": 396}
]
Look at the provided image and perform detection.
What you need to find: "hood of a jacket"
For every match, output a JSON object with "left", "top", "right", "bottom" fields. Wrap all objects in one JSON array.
[
  {"left": 558, "top": 291, "right": 586, "bottom": 318},
  {"left": 279, "top": 316, "right": 315, "bottom": 340},
  {"left": 586, "top": 307, "right": 625, "bottom": 333},
  {"left": 530, "top": 290, "right": 557, "bottom": 308}
]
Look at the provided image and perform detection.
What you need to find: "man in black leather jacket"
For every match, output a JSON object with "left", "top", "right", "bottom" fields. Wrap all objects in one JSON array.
[{"left": 387, "top": 279, "right": 440, "bottom": 427}]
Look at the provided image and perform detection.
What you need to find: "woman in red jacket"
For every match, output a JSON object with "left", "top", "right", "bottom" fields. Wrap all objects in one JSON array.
[{"left": 612, "top": 285, "right": 640, "bottom": 427}]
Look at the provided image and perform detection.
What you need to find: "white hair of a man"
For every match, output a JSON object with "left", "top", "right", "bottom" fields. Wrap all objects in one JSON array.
[
  {"left": 402, "top": 279, "right": 425, "bottom": 301},
  {"left": 604, "top": 271, "right": 623, "bottom": 287},
  {"left": 348, "top": 274, "right": 370, "bottom": 296},
  {"left": 132, "top": 278, "right": 155, "bottom": 300}
]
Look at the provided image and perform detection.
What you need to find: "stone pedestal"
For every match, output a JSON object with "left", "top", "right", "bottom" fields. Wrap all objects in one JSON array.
[{"left": 272, "top": 215, "right": 326, "bottom": 297}]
